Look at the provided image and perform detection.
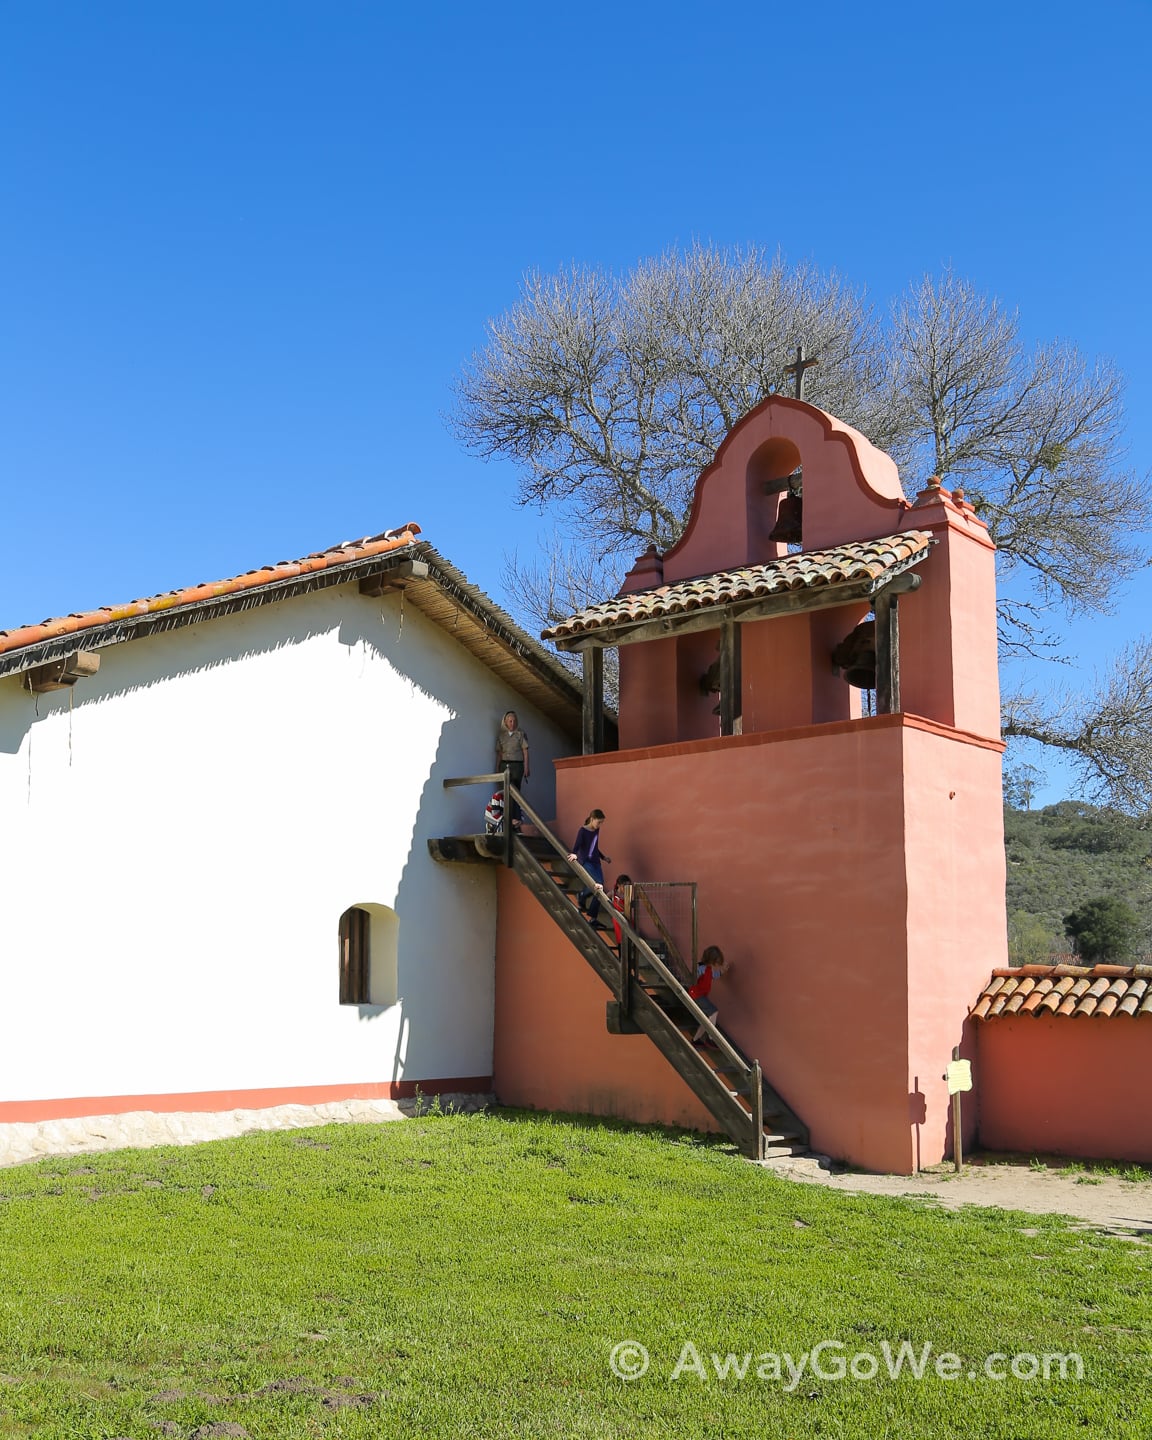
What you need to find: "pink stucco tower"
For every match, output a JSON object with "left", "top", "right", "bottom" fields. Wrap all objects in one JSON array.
[{"left": 495, "top": 396, "right": 1007, "bottom": 1173}]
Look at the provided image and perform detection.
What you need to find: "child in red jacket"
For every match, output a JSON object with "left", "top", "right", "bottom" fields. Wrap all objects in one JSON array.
[
  {"left": 689, "top": 945, "right": 729, "bottom": 1045},
  {"left": 610, "top": 874, "right": 632, "bottom": 945}
]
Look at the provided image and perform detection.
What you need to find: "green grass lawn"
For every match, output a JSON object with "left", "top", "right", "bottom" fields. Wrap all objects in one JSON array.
[{"left": 0, "top": 1110, "right": 1149, "bottom": 1438}]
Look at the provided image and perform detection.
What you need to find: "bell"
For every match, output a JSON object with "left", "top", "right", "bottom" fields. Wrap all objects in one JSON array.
[
  {"left": 831, "top": 619, "right": 876, "bottom": 689},
  {"left": 768, "top": 492, "right": 803, "bottom": 545}
]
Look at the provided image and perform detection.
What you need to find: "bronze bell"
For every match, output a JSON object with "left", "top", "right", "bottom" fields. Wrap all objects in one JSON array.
[
  {"left": 831, "top": 619, "right": 876, "bottom": 689},
  {"left": 768, "top": 491, "right": 803, "bottom": 545}
]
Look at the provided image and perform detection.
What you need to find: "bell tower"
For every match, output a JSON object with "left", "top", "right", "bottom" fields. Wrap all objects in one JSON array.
[{"left": 527, "top": 395, "right": 1007, "bottom": 1174}]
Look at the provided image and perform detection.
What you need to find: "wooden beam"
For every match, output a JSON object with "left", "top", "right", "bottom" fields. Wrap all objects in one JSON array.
[
  {"left": 718, "top": 618, "right": 742, "bottom": 737},
  {"left": 358, "top": 559, "right": 430, "bottom": 596},
  {"left": 874, "top": 573, "right": 919, "bottom": 715},
  {"left": 874, "top": 589, "right": 896, "bottom": 715},
  {"left": 24, "top": 651, "right": 101, "bottom": 693},
  {"left": 582, "top": 647, "right": 604, "bottom": 755}
]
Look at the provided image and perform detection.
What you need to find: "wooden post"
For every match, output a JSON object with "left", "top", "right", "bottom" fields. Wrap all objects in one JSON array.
[
  {"left": 874, "top": 589, "right": 901, "bottom": 715},
  {"left": 582, "top": 648, "right": 604, "bottom": 755},
  {"left": 952, "top": 1045, "right": 963, "bottom": 1173},
  {"left": 751, "top": 1059, "right": 764, "bottom": 1159},
  {"left": 718, "top": 619, "right": 743, "bottom": 737},
  {"left": 619, "top": 882, "right": 634, "bottom": 1015},
  {"left": 504, "top": 767, "right": 514, "bottom": 867}
]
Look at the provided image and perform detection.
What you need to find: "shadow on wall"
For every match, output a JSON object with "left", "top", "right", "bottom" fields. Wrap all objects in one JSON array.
[
  {"left": 0, "top": 598, "right": 355, "bottom": 756},
  {"left": 371, "top": 594, "right": 571, "bottom": 1087}
]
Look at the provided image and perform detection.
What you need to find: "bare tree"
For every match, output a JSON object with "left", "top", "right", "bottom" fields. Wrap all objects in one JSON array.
[
  {"left": 500, "top": 530, "right": 625, "bottom": 634},
  {"left": 885, "top": 272, "right": 1152, "bottom": 812},
  {"left": 454, "top": 248, "right": 1152, "bottom": 812},
  {"left": 454, "top": 245, "right": 884, "bottom": 553},
  {"left": 499, "top": 532, "right": 622, "bottom": 703},
  {"left": 884, "top": 271, "right": 1149, "bottom": 659},
  {"left": 1002, "top": 643, "right": 1152, "bottom": 815}
]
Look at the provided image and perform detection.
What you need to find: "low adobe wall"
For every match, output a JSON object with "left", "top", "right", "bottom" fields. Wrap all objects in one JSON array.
[{"left": 977, "top": 1016, "right": 1152, "bottom": 1164}]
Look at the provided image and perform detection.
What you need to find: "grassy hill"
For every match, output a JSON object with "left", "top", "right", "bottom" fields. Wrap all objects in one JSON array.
[{"left": 1004, "top": 801, "right": 1152, "bottom": 963}]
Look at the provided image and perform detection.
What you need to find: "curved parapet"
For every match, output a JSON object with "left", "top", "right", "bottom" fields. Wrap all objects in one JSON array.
[{"left": 661, "top": 395, "right": 911, "bottom": 583}]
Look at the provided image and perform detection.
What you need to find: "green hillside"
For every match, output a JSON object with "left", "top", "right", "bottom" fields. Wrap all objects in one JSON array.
[{"left": 1004, "top": 801, "right": 1152, "bottom": 963}]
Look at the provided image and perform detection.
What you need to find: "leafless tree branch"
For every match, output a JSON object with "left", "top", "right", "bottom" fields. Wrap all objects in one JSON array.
[{"left": 455, "top": 250, "right": 1152, "bottom": 811}]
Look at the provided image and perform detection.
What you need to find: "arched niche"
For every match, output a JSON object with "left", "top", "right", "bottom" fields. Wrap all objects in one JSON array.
[
  {"left": 338, "top": 902, "right": 399, "bottom": 1007},
  {"left": 746, "top": 436, "right": 803, "bottom": 561}
]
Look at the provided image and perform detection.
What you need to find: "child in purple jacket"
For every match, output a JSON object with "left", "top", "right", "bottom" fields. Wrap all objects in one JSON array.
[{"left": 568, "top": 809, "right": 611, "bottom": 922}]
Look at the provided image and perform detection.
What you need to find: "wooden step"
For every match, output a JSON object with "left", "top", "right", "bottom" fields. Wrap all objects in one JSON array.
[{"left": 762, "top": 1141, "right": 810, "bottom": 1159}]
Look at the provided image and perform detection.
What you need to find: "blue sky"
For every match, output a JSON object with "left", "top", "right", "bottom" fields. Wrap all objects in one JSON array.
[{"left": 2, "top": 1, "right": 1149, "bottom": 799}]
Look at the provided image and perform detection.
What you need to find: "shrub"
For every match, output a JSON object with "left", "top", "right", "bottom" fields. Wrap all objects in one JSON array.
[{"left": 1063, "top": 896, "right": 1140, "bottom": 962}]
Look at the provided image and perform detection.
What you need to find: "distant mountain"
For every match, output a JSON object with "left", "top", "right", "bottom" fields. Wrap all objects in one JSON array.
[{"left": 1004, "top": 801, "right": 1152, "bottom": 964}]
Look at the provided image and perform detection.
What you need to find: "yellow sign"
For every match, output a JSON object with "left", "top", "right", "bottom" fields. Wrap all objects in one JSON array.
[{"left": 947, "top": 1059, "right": 973, "bottom": 1094}]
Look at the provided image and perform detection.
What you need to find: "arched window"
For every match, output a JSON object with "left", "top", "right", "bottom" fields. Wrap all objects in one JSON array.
[{"left": 338, "top": 904, "right": 399, "bottom": 1006}]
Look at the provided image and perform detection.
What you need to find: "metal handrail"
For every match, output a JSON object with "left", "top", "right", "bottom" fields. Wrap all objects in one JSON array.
[{"left": 633, "top": 883, "right": 692, "bottom": 986}]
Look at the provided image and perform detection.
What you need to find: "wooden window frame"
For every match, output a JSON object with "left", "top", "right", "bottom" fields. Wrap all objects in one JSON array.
[{"left": 339, "top": 906, "right": 371, "bottom": 1005}]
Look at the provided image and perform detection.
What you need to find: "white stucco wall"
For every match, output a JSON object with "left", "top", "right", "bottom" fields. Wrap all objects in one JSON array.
[{"left": 0, "top": 584, "right": 573, "bottom": 1108}]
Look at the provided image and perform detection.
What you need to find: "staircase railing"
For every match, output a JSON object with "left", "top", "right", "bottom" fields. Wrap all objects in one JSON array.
[
  {"left": 442, "top": 769, "right": 517, "bottom": 867},
  {"left": 439, "top": 774, "right": 804, "bottom": 1158},
  {"left": 505, "top": 783, "right": 754, "bottom": 1076},
  {"left": 444, "top": 774, "right": 758, "bottom": 1084}
]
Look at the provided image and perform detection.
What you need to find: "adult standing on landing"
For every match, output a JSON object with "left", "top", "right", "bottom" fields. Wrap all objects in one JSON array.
[{"left": 496, "top": 710, "right": 530, "bottom": 825}]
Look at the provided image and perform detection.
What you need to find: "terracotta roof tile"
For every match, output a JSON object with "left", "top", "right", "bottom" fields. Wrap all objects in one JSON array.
[
  {"left": 542, "top": 530, "right": 935, "bottom": 641},
  {"left": 1003, "top": 978, "right": 1035, "bottom": 1014},
  {"left": 1021, "top": 981, "right": 1054, "bottom": 1014},
  {"left": 0, "top": 524, "right": 423, "bottom": 662},
  {"left": 973, "top": 964, "right": 1152, "bottom": 1020}
]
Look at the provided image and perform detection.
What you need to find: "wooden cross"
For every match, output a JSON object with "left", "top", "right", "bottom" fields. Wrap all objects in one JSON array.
[{"left": 784, "top": 343, "right": 819, "bottom": 401}]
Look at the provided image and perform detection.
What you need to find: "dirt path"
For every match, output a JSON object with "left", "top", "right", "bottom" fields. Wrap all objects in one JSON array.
[{"left": 770, "top": 1154, "right": 1152, "bottom": 1240}]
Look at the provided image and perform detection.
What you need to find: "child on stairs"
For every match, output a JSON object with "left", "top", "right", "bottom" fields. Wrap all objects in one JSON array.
[{"left": 689, "top": 945, "right": 729, "bottom": 1046}]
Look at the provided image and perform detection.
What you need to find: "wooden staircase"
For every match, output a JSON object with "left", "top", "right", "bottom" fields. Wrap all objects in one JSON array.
[{"left": 436, "top": 777, "right": 808, "bottom": 1161}]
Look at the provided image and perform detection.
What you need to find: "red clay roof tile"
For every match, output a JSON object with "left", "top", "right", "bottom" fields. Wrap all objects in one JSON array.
[
  {"left": 541, "top": 531, "right": 935, "bottom": 641},
  {"left": 1021, "top": 983, "right": 1053, "bottom": 1014},
  {"left": 0, "top": 524, "right": 422, "bottom": 661}
]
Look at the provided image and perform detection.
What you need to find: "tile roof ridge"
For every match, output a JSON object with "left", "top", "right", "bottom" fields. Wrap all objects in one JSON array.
[
  {"left": 659, "top": 529, "right": 935, "bottom": 591},
  {"left": 544, "top": 529, "right": 936, "bottom": 641},
  {"left": 991, "top": 963, "right": 1152, "bottom": 980},
  {"left": 974, "top": 963, "right": 1152, "bottom": 1021}
]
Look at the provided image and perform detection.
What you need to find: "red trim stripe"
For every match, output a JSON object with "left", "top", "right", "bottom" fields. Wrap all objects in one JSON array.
[{"left": 0, "top": 1077, "right": 492, "bottom": 1124}]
